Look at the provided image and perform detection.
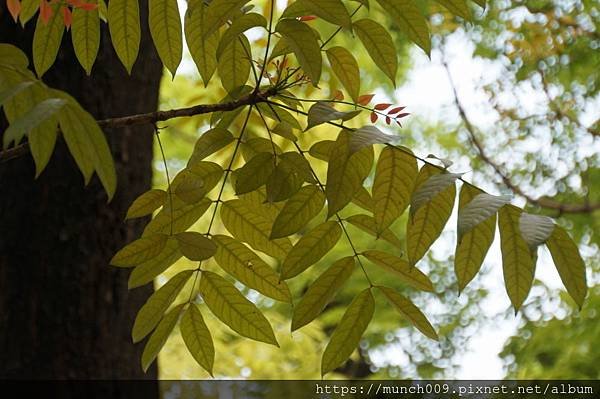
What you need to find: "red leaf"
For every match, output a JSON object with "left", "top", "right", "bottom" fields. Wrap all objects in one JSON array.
[
  {"left": 370, "top": 112, "right": 378, "bottom": 124},
  {"left": 357, "top": 94, "right": 374, "bottom": 106},
  {"left": 61, "top": 6, "right": 72, "bottom": 29},
  {"left": 388, "top": 106, "right": 406, "bottom": 115},
  {"left": 298, "top": 15, "right": 317, "bottom": 21},
  {"left": 385, "top": 116, "right": 391, "bottom": 125},
  {"left": 40, "top": 1, "right": 53, "bottom": 24},
  {"left": 331, "top": 89, "right": 344, "bottom": 101},
  {"left": 7, "top": 0, "right": 22, "bottom": 22},
  {"left": 374, "top": 103, "right": 392, "bottom": 111},
  {"left": 396, "top": 112, "right": 410, "bottom": 119}
]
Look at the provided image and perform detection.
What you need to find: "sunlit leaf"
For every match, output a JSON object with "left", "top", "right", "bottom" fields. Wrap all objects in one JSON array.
[
  {"left": 149, "top": 0, "right": 183, "bottom": 76},
  {"left": 281, "top": 0, "right": 351, "bottom": 28},
  {"left": 143, "top": 198, "right": 212, "bottom": 235},
  {"left": 326, "top": 46, "right": 360, "bottom": 102},
  {"left": 173, "top": 161, "right": 223, "bottom": 204},
  {"left": 352, "top": 18, "right": 397, "bottom": 85},
  {"left": 126, "top": 189, "right": 167, "bottom": 219},
  {"left": 217, "top": 12, "right": 267, "bottom": 58},
  {"left": 457, "top": 191, "right": 510, "bottom": 240},
  {"left": 32, "top": 5, "right": 64, "bottom": 77},
  {"left": 345, "top": 214, "right": 403, "bottom": 248},
  {"left": 435, "top": 0, "right": 472, "bottom": 20},
  {"left": 519, "top": 213, "right": 555, "bottom": 251},
  {"left": 234, "top": 152, "right": 276, "bottom": 195},
  {"left": 218, "top": 33, "right": 251, "bottom": 93},
  {"left": 128, "top": 237, "right": 183, "bottom": 288},
  {"left": 377, "top": 286, "right": 438, "bottom": 340},
  {"left": 362, "top": 250, "right": 434, "bottom": 292},
  {"left": 108, "top": 0, "right": 141, "bottom": 73},
  {"left": 180, "top": 304, "right": 215, "bottom": 376},
  {"left": 375, "top": 0, "right": 431, "bottom": 55},
  {"left": 72, "top": 7, "right": 100, "bottom": 75},
  {"left": 188, "top": 128, "right": 235, "bottom": 165},
  {"left": 306, "top": 102, "right": 361, "bottom": 130},
  {"left": 185, "top": 0, "right": 219, "bottom": 86},
  {"left": 270, "top": 185, "right": 325, "bottom": 239},
  {"left": 175, "top": 232, "right": 217, "bottom": 261},
  {"left": 276, "top": 19, "right": 322, "bottom": 86},
  {"left": 111, "top": 234, "right": 169, "bottom": 267},
  {"left": 199, "top": 271, "right": 278, "bottom": 345},
  {"left": 141, "top": 304, "right": 184, "bottom": 372},
  {"left": 202, "top": 0, "right": 252, "bottom": 39}
]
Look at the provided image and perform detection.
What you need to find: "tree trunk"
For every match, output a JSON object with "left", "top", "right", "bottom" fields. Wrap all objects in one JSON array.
[{"left": 0, "top": 2, "right": 163, "bottom": 383}]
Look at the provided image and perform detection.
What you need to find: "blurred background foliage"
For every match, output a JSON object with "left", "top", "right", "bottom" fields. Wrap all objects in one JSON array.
[{"left": 151, "top": 0, "right": 598, "bottom": 379}]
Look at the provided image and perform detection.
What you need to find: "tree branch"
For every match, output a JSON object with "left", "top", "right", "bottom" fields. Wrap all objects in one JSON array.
[
  {"left": 0, "top": 88, "right": 278, "bottom": 163},
  {"left": 442, "top": 60, "right": 600, "bottom": 214}
]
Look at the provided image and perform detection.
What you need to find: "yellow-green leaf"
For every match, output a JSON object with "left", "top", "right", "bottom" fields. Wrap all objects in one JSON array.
[
  {"left": 256, "top": 102, "right": 303, "bottom": 130},
  {"left": 111, "top": 233, "right": 169, "bottom": 267},
  {"left": 519, "top": 213, "right": 555, "bottom": 251},
  {"left": 141, "top": 304, "right": 184, "bottom": 372},
  {"left": 326, "top": 131, "right": 374, "bottom": 218},
  {"left": 19, "top": 0, "right": 39, "bottom": 26},
  {"left": 435, "top": 0, "right": 472, "bottom": 20},
  {"left": 185, "top": 0, "right": 219, "bottom": 86},
  {"left": 218, "top": 33, "right": 251, "bottom": 93},
  {"left": 265, "top": 156, "right": 304, "bottom": 203},
  {"left": 28, "top": 122, "right": 58, "bottom": 178},
  {"left": 270, "top": 185, "right": 325, "bottom": 239},
  {"left": 281, "top": 0, "right": 351, "bottom": 28},
  {"left": 352, "top": 18, "right": 398, "bottom": 85},
  {"left": 149, "top": 0, "right": 183, "bottom": 77},
  {"left": 375, "top": 0, "right": 431, "bottom": 55},
  {"left": 108, "top": 0, "right": 141, "bottom": 73},
  {"left": 72, "top": 7, "right": 100, "bottom": 75},
  {"left": 132, "top": 270, "right": 193, "bottom": 343},
  {"left": 546, "top": 226, "right": 587, "bottom": 308},
  {"left": 372, "top": 146, "right": 418, "bottom": 234},
  {"left": 199, "top": 271, "right": 278, "bottom": 345},
  {"left": 216, "top": 12, "right": 267, "bottom": 58},
  {"left": 2, "top": 98, "right": 66, "bottom": 149},
  {"left": 143, "top": 198, "right": 212, "bottom": 236},
  {"left": 407, "top": 165, "right": 456, "bottom": 266},
  {"left": 220, "top": 199, "right": 293, "bottom": 260},
  {"left": 188, "top": 128, "right": 234, "bottom": 166},
  {"left": 292, "top": 256, "right": 355, "bottom": 331},
  {"left": 212, "top": 235, "right": 291, "bottom": 302},
  {"left": 173, "top": 161, "right": 223, "bottom": 204},
  {"left": 345, "top": 214, "right": 403, "bottom": 248},
  {"left": 175, "top": 232, "right": 217, "bottom": 261},
  {"left": 128, "top": 237, "right": 183, "bottom": 288},
  {"left": 377, "top": 286, "right": 438, "bottom": 340},
  {"left": 202, "top": 0, "right": 252, "bottom": 39},
  {"left": 498, "top": 205, "right": 535, "bottom": 311},
  {"left": 321, "top": 289, "right": 374, "bottom": 376},
  {"left": 362, "top": 250, "right": 434, "bottom": 292},
  {"left": 306, "top": 102, "right": 361, "bottom": 131},
  {"left": 126, "top": 189, "right": 167, "bottom": 219},
  {"left": 454, "top": 184, "right": 497, "bottom": 292},
  {"left": 276, "top": 19, "right": 322, "bottom": 86},
  {"left": 457, "top": 191, "right": 510, "bottom": 240},
  {"left": 32, "top": 6, "right": 64, "bottom": 77},
  {"left": 281, "top": 221, "right": 342, "bottom": 280},
  {"left": 352, "top": 186, "right": 375, "bottom": 212},
  {"left": 326, "top": 46, "right": 360, "bottom": 102},
  {"left": 308, "top": 139, "right": 335, "bottom": 161},
  {"left": 234, "top": 152, "right": 276, "bottom": 195},
  {"left": 180, "top": 304, "right": 215, "bottom": 376}
]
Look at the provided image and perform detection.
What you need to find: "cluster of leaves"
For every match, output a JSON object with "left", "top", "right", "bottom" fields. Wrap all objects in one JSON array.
[{"left": 0, "top": 0, "right": 589, "bottom": 377}]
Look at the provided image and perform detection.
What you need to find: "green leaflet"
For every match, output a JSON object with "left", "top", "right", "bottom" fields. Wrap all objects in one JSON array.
[
  {"left": 454, "top": 185, "right": 497, "bottom": 292},
  {"left": 128, "top": 237, "right": 183, "bottom": 288},
  {"left": 212, "top": 235, "right": 291, "bottom": 302},
  {"left": 276, "top": 19, "right": 322, "bottom": 86},
  {"left": 345, "top": 214, "right": 403, "bottom": 248},
  {"left": 32, "top": 6, "right": 64, "bottom": 77},
  {"left": 185, "top": 0, "right": 219, "bottom": 86},
  {"left": 217, "top": 13, "right": 267, "bottom": 58},
  {"left": 0, "top": 44, "right": 30, "bottom": 67},
  {"left": 281, "top": 0, "right": 352, "bottom": 28},
  {"left": 256, "top": 102, "right": 303, "bottom": 130},
  {"left": 375, "top": 0, "right": 431, "bottom": 55},
  {"left": 362, "top": 250, "right": 434, "bottom": 292},
  {"left": 72, "top": 8, "right": 100, "bottom": 75},
  {"left": 321, "top": 288, "right": 374, "bottom": 376},
  {"left": 220, "top": 199, "right": 293, "bottom": 260},
  {"left": 173, "top": 161, "right": 224, "bottom": 204},
  {"left": 498, "top": 205, "right": 535, "bottom": 311},
  {"left": 218, "top": 33, "right": 251, "bottom": 93},
  {"left": 265, "top": 155, "right": 304, "bottom": 203},
  {"left": 377, "top": 286, "right": 438, "bottom": 340},
  {"left": 199, "top": 271, "right": 278, "bottom": 345},
  {"left": 234, "top": 152, "right": 276, "bottom": 195},
  {"left": 326, "top": 131, "right": 374, "bottom": 218},
  {"left": 372, "top": 146, "right": 418, "bottom": 233},
  {"left": 19, "top": 0, "right": 39, "bottom": 26},
  {"left": 407, "top": 165, "right": 456, "bottom": 266},
  {"left": 28, "top": 121, "right": 58, "bottom": 178},
  {"left": 272, "top": 122, "right": 298, "bottom": 142},
  {"left": 410, "top": 171, "right": 462, "bottom": 216},
  {"left": 149, "top": 0, "right": 183, "bottom": 77},
  {"left": 308, "top": 139, "right": 335, "bottom": 161},
  {"left": 180, "top": 304, "right": 215, "bottom": 376},
  {"left": 292, "top": 256, "right": 355, "bottom": 331},
  {"left": 141, "top": 304, "right": 184, "bottom": 372},
  {"left": 111, "top": 233, "right": 169, "bottom": 267},
  {"left": 132, "top": 270, "right": 193, "bottom": 343},
  {"left": 108, "top": 0, "right": 141, "bottom": 73},
  {"left": 546, "top": 226, "right": 587, "bottom": 309},
  {"left": 143, "top": 198, "right": 212, "bottom": 236},
  {"left": 326, "top": 47, "right": 360, "bottom": 103},
  {"left": 202, "top": 0, "right": 252, "bottom": 39},
  {"left": 126, "top": 189, "right": 167, "bottom": 219},
  {"left": 188, "top": 128, "right": 235, "bottom": 166},
  {"left": 435, "top": 0, "right": 472, "bottom": 20},
  {"left": 306, "top": 102, "right": 361, "bottom": 131},
  {"left": 352, "top": 186, "right": 375, "bottom": 212},
  {"left": 270, "top": 185, "right": 325, "bottom": 239},
  {"left": 0, "top": 82, "right": 36, "bottom": 108},
  {"left": 57, "top": 100, "right": 117, "bottom": 200},
  {"left": 2, "top": 98, "right": 66, "bottom": 149},
  {"left": 280, "top": 221, "right": 342, "bottom": 280},
  {"left": 519, "top": 213, "right": 555, "bottom": 251},
  {"left": 352, "top": 18, "right": 398, "bottom": 85},
  {"left": 175, "top": 232, "right": 217, "bottom": 261}
]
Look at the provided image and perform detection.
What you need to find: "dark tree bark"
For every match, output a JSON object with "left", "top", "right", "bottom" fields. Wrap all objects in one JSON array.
[{"left": 0, "top": 2, "right": 163, "bottom": 383}]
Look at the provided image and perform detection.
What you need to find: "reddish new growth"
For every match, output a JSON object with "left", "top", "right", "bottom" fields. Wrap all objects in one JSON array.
[
  {"left": 7, "top": 0, "right": 97, "bottom": 28},
  {"left": 357, "top": 94, "right": 410, "bottom": 127}
]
